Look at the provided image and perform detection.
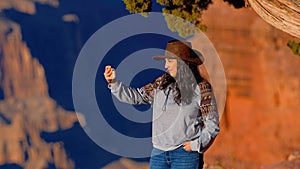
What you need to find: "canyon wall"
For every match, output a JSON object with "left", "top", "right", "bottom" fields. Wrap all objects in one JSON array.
[{"left": 0, "top": 2, "right": 78, "bottom": 169}]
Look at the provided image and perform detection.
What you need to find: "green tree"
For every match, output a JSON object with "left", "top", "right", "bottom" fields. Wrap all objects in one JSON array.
[
  {"left": 123, "top": 0, "right": 152, "bottom": 16},
  {"left": 122, "top": 0, "right": 246, "bottom": 37},
  {"left": 287, "top": 40, "right": 300, "bottom": 57},
  {"left": 123, "top": 0, "right": 212, "bottom": 37},
  {"left": 158, "top": 0, "right": 211, "bottom": 37}
]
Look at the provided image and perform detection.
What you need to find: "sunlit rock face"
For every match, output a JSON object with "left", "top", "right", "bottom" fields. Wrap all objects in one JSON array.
[
  {"left": 0, "top": 6, "right": 77, "bottom": 169},
  {"left": 0, "top": 19, "right": 48, "bottom": 99},
  {"left": 191, "top": 0, "right": 300, "bottom": 168},
  {"left": 0, "top": 97, "right": 77, "bottom": 169},
  {"left": 102, "top": 158, "right": 149, "bottom": 169},
  {"left": 0, "top": 0, "right": 59, "bottom": 14}
]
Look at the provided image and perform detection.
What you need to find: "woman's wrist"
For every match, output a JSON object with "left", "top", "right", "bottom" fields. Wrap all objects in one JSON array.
[
  {"left": 109, "top": 80, "right": 116, "bottom": 85},
  {"left": 108, "top": 80, "right": 117, "bottom": 88}
]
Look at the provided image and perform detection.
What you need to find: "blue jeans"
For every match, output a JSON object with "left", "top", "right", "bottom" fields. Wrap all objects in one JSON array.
[{"left": 150, "top": 147, "right": 200, "bottom": 169}]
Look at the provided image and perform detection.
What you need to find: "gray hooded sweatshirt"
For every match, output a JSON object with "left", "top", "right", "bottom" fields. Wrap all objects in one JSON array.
[{"left": 109, "top": 76, "right": 219, "bottom": 153}]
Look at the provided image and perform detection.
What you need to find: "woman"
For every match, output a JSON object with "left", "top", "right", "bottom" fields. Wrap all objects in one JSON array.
[{"left": 104, "top": 40, "right": 219, "bottom": 169}]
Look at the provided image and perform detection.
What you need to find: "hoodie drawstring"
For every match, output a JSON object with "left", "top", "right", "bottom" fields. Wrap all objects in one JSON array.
[{"left": 162, "top": 87, "right": 171, "bottom": 111}]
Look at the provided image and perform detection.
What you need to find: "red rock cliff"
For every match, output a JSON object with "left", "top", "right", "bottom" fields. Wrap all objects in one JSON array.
[
  {"left": 197, "top": 0, "right": 300, "bottom": 168},
  {"left": 0, "top": 19, "right": 48, "bottom": 98}
]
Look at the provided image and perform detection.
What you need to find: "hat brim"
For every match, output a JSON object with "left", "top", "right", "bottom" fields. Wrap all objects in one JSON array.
[
  {"left": 152, "top": 55, "right": 203, "bottom": 65},
  {"left": 152, "top": 55, "right": 175, "bottom": 60}
]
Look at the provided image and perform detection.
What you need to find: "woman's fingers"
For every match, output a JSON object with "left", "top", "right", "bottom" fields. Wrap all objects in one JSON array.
[
  {"left": 183, "top": 142, "right": 192, "bottom": 151},
  {"left": 104, "top": 66, "right": 112, "bottom": 76},
  {"left": 104, "top": 65, "right": 115, "bottom": 83}
]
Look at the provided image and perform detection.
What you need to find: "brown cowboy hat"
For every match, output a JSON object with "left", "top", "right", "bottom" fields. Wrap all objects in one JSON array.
[{"left": 153, "top": 40, "right": 204, "bottom": 65}]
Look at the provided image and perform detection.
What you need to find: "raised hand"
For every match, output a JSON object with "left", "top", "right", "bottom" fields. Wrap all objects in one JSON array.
[{"left": 104, "top": 65, "right": 116, "bottom": 84}]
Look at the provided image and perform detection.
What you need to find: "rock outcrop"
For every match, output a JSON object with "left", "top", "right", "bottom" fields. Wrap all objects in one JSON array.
[
  {"left": 62, "top": 14, "right": 80, "bottom": 23},
  {"left": 262, "top": 151, "right": 300, "bottom": 169},
  {"left": 248, "top": 0, "right": 300, "bottom": 39},
  {"left": 0, "top": 97, "right": 77, "bottom": 169},
  {"left": 0, "top": 19, "right": 48, "bottom": 98},
  {"left": 0, "top": 0, "right": 59, "bottom": 14},
  {"left": 102, "top": 158, "right": 149, "bottom": 169},
  {"left": 0, "top": 13, "right": 77, "bottom": 169}
]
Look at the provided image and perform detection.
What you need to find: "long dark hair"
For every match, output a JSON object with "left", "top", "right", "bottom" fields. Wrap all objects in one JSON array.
[{"left": 159, "top": 59, "right": 204, "bottom": 105}]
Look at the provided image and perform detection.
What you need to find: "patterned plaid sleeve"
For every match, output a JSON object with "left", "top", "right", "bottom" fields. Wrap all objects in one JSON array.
[
  {"left": 138, "top": 76, "right": 163, "bottom": 104},
  {"left": 198, "top": 81, "right": 218, "bottom": 117},
  {"left": 190, "top": 80, "right": 220, "bottom": 153}
]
